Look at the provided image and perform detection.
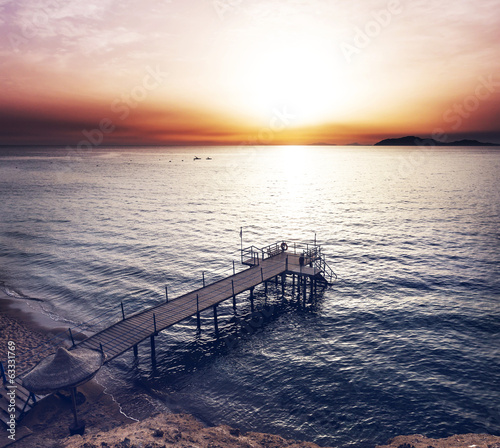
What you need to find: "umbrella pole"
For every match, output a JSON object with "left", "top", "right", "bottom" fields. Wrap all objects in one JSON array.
[
  {"left": 70, "top": 387, "right": 79, "bottom": 427},
  {"left": 69, "top": 387, "right": 85, "bottom": 435}
]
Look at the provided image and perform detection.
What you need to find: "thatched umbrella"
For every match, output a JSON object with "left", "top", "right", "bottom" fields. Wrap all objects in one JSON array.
[{"left": 22, "top": 346, "right": 104, "bottom": 435}]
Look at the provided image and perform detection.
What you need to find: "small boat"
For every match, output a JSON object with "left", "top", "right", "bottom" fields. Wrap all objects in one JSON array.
[
  {"left": 206, "top": 157, "right": 212, "bottom": 160},
  {"left": 193, "top": 156, "right": 201, "bottom": 160}
]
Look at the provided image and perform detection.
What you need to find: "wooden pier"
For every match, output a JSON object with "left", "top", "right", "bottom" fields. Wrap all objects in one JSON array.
[
  {"left": 2, "top": 241, "right": 335, "bottom": 426},
  {"left": 75, "top": 241, "right": 336, "bottom": 365}
]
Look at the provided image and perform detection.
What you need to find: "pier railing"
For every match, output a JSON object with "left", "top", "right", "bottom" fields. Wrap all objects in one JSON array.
[
  {"left": 242, "top": 239, "right": 336, "bottom": 284},
  {"left": 260, "top": 241, "right": 287, "bottom": 260},
  {"left": 313, "top": 256, "right": 337, "bottom": 284},
  {"left": 244, "top": 240, "right": 321, "bottom": 262},
  {"left": 245, "top": 240, "right": 323, "bottom": 260}
]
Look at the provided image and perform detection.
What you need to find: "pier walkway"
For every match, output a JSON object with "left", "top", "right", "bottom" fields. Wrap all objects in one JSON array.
[{"left": 76, "top": 241, "right": 336, "bottom": 364}]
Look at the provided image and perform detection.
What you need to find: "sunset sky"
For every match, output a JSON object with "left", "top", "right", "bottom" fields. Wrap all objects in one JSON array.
[{"left": 1, "top": 0, "right": 499, "bottom": 146}]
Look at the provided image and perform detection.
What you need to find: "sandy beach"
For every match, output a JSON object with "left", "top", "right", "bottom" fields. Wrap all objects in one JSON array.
[{"left": 1, "top": 293, "right": 499, "bottom": 448}]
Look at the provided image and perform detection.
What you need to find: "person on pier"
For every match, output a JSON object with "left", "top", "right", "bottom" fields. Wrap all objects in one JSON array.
[{"left": 299, "top": 253, "right": 305, "bottom": 270}]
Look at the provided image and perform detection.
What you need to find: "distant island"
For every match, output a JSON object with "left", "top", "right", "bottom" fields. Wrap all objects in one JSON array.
[{"left": 374, "top": 136, "right": 498, "bottom": 146}]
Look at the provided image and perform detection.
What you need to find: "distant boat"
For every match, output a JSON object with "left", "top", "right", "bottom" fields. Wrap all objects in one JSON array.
[
  {"left": 193, "top": 156, "right": 201, "bottom": 160},
  {"left": 206, "top": 157, "right": 212, "bottom": 160}
]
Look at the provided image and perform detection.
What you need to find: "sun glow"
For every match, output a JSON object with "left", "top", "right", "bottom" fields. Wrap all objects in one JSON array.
[{"left": 2, "top": 0, "right": 499, "bottom": 146}]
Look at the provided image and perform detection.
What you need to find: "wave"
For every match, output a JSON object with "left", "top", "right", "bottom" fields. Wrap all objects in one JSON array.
[{"left": 0, "top": 280, "right": 44, "bottom": 302}]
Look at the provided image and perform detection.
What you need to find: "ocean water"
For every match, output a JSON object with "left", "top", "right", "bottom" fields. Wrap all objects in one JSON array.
[{"left": 1, "top": 145, "right": 499, "bottom": 447}]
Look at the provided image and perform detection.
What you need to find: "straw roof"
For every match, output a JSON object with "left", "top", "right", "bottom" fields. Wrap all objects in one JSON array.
[{"left": 22, "top": 347, "right": 104, "bottom": 394}]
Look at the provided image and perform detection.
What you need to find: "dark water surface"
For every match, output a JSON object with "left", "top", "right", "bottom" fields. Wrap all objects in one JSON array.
[{"left": 1, "top": 145, "right": 499, "bottom": 447}]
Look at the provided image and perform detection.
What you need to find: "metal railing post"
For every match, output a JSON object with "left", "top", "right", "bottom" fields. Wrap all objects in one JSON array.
[
  {"left": 153, "top": 313, "right": 157, "bottom": 334},
  {"left": 165, "top": 285, "right": 168, "bottom": 302}
]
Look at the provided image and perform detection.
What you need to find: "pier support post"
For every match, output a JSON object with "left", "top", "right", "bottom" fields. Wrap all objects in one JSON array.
[
  {"left": 310, "top": 277, "right": 314, "bottom": 299},
  {"left": 196, "top": 294, "right": 201, "bottom": 331},
  {"left": 250, "top": 287, "right": 255, "bottom": 313},
  {"left": 213, "top": 305, "right": 219, "bottom": 336},
  {"left": 133, "top": 345, "right": 138, "bottom": 357},
  {"left": 303, "top": 276, "right": 307, "bottom": 303},
  {"left": 121, "top": 302, "right": 125, "bottom": 320},
  {"left": 150, "top": 335, "right": 156, "bottom": 369},
  {"left": 165, "top": 285, "right": 168, "bottom": 302},
  {"left": 297, "top": 276, "right": 302, "bottom": 306},
  {"left": 281, "top": 273, "right": 286, "bottom": 295},
  {"left": 232, "top": 280, "right": 236, "bottom": 312},
  {"left": 292, "top": 274, "right": 296, "bottom": 295}
]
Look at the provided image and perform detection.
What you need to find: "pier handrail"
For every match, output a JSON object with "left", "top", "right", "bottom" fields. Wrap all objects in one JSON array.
[
  {"left": 258, "top": 240, "right": 322, "bottom": 260},
  {"left": 313, "top": 256, "right": 337, "bottom": 284}
]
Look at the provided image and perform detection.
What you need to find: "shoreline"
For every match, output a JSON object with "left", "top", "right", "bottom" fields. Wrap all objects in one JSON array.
[{"left": 1, "top": 292, "right": 499, "bottom": 448}]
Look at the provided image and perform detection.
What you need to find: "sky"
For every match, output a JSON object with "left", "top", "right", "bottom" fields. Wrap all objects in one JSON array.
[{"left": 0, "top": 0, "right": 499, "bottom": 146}]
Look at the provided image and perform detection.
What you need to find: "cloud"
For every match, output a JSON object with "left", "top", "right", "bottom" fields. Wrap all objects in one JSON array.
[{"left": 0, "top": 97, "right": 259, "bottom": 145}]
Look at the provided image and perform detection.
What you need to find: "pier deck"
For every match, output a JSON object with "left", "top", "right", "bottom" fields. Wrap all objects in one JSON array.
[{"left": 77, "top": 251, "right": 329, "bottom": 363}]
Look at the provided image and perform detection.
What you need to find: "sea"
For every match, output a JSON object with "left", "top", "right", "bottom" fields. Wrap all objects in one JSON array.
[{"left": 0, "top": 145, "right": 499, "bottom": 448}]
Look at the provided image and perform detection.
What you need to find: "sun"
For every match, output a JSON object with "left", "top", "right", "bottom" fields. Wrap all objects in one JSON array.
[{"left": 239, "top": 36, "right": 351, "bottom": 126}]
